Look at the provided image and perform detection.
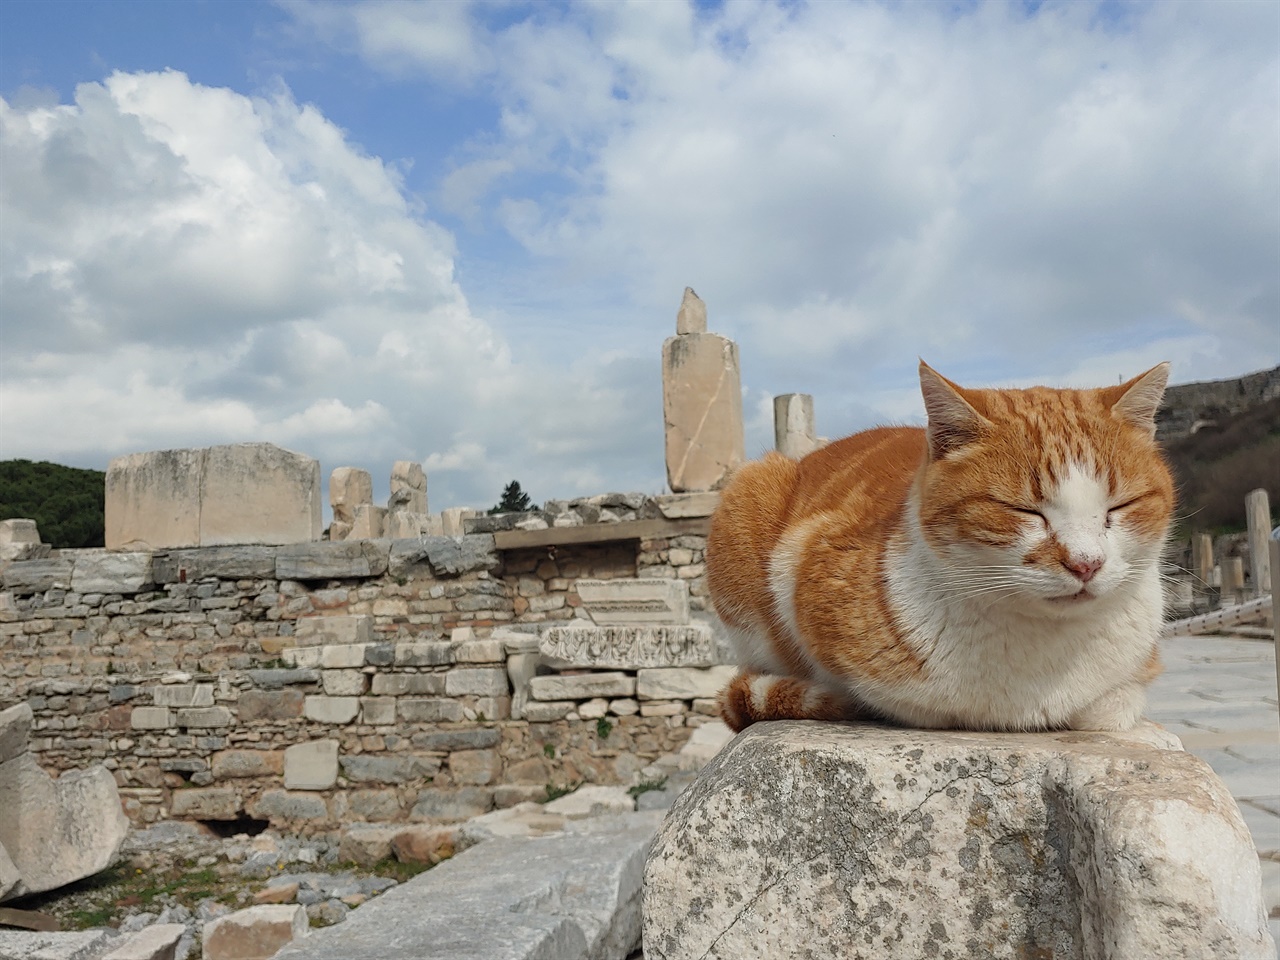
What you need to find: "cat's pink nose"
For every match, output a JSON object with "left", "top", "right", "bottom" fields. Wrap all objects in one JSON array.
[{"left": 1065, "top": 555, "right": 1103, "bottom": 583}]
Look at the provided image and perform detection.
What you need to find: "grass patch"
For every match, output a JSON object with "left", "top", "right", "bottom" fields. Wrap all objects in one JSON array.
[
  {"left": 627, "top": 776, "right": 668, "bottom": 799},
  {"left": 544, "top": 780, "right": 583, "bottom": 803}
]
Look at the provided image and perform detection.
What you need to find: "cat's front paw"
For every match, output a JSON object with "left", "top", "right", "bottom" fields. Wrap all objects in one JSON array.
[{"left": 1068, "top": 683, "right": 1146, "bottom": 732}]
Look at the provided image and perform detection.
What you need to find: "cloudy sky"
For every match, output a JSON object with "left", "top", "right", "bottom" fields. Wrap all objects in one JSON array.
[{"left": 2, "top": 1, "right": 1277, "bottom": 514}]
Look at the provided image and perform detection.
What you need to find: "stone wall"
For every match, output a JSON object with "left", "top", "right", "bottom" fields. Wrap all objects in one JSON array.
[{"left": 0, "top": 511, "right": 722, "bottom": 832}]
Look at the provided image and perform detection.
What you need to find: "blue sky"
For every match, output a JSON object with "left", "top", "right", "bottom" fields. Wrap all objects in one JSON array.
[{"left": 2, "top": 0, "right": 1277, "bottom": 514}]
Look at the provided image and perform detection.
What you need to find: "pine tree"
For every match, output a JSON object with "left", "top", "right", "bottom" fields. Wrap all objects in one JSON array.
[{"left": 490, "top": 480, "right": 533, "bottom": 514}]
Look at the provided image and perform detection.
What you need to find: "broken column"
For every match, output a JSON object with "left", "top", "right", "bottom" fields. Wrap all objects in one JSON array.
[
  {"left": 661, "top": 288, "right": 744, "bottom": 492},
  {"left": 0, "top": 519, "right": 49, "bottom": 563},
  {"left": 386, "top": 461, "right": 431, "bottom": 538},
  {"left": 773, "top": 393, "right": 819, "bottom": 459},
  {"left": 106, "top": 443, "right": 322, "bottom": 549},
  {"left": 329, "top": 467, "right": 373, "bottom": 541}
]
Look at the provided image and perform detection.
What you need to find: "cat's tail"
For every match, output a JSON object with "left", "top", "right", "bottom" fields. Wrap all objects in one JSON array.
[{"left": 718, "top": 670, "right": 866, "bottom": 732}]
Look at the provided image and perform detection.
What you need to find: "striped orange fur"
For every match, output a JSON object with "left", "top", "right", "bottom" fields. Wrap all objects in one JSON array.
[{"left": 708, "top": 362, "right": 1175, "bottom": 733}]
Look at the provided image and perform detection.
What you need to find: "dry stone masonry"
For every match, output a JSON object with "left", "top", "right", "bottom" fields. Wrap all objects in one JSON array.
[{"left": 0, "top": 495, "right": 724, "bottom": 833}]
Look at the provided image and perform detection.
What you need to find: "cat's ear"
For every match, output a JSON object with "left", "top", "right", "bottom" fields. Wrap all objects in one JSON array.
[
  {"left": 1107, "top": 362, "right": 1170, "bottom": 437},
  {"left": 919, "top": 361, "right": 992, "bottom": 460}
]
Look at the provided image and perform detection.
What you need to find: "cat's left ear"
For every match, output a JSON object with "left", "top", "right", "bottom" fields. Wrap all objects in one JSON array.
[{"left": 1107, "top": 362, "right": 1170, "bottom": 437}]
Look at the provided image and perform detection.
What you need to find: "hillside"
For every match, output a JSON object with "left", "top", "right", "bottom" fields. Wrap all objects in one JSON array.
[{"left": 0, "top": 460, "right": 106, "bottom": 548}]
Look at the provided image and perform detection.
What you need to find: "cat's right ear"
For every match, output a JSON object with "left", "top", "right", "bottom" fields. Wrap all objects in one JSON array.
[{"left": 919, "top": 361, "right": 991, "bottom": 460}]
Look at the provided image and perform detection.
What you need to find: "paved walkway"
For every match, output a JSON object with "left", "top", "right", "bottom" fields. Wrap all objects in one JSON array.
[{"left": 1147, "top": 632, "right": 1279, "bottom": 949}]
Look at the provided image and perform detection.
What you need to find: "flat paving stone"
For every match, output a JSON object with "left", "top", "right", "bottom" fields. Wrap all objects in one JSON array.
[{"left": 1151, "top": 632, "right": 1280, "bottom": 951}]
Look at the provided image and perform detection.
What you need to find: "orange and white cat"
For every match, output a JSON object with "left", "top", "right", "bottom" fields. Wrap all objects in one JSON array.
[{"left": 707, "top": 361, "right": 1175, "bottom": 733}]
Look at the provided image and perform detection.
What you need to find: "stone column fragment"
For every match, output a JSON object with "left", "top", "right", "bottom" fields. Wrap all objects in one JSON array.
[
  {"left": 774, "top": 393, "right": 818, "bottom": 459},
  {"left": 662, "top": 288, "right": 744, "bottom": 493}
]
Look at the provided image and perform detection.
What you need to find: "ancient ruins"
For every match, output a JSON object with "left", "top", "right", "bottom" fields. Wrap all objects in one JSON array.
[{"left": 0, "top": 290, "right": 1275, "bottom": 958}]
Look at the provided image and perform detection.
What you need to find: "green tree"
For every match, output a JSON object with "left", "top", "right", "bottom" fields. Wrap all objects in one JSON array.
[
  {"left": 489, "top": 480, "right": 534, "bottom": 514},
  {"left": 0, "top": 459, "right": 106, "bottom": 548}
]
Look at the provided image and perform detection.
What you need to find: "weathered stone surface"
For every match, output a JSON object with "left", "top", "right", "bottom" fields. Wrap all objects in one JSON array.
[
  {"left": 0, "top": 753, "right": 130, "bottom": 902},
  {"left": 654, "top": 492, "right": 719, "bottom": 519},
  {"left": 276, "top": 541, "right": 389, "bottom": 580},
  {"left": 370, "top": 674, "right": 444, "bottom": 696},
  {"left": 176, "top": 706, "right": 233, "bottom": 728},
  {"left": 0, "top": 930, "right": 118, "bottom": 959},
  {"left": 393, "top": 641, "right": 454, "bottom": 666},
  {"left": 389, "top": 461, "right": 427, "bottom": 515},
  {"left": 338, "top": 825, "right": 400, "bottom": 867},
  {"left": 284, "top": 740, "right": 339, "bottom": 791},
  {"left": 773, "top": 392, "right": 819, "bottom": 459},
  {"left": 105, "top": 447, "right": 203, "bottom": 550},
  {"left": 419, "top": 535, "right": 500, "bottom": 576},
  {"left": 329, "top": 467, "right": 373, "bottom": 525},
  {"left": 636, "top": 665, "right": 737, "bottom": 701},
  {"left": 248, "top": 791, "right": 328, "bottom": 822},
  {"left": 130, "top": 706, "right": 172, "bottom": 730},
  {"left": 383, "top": 511, "right": 432, "bottom": 539},
  {"left": 577, "top": 578, "right": 690, "bottom": 626},
  {"left": 662, "top": 328, "right": 744, "bottom": 493},
  {"left": 237, "top": 689, "right": 304, "bottom": 720},
  {"left": 397, "top": 698, "right": 464, "bottom": 723},
  {"left": 304, "top": 696, "right": 359, "bottom": 724},
  {"left": 339, "top": 754, "right": 440, "bottom": 784},
  {"left": 101, "top": 923, "right": 186, "bottom": 960},
  {"left": 522, "top": 701, "right": 575, "bottom": 722},
  {"left": 389, "top": 825, "right": 458, "bottom": 865},
  {"left": 243, "top": 669, "right": 318, "bottom": 690},
  {"left": 0, "top": 703, "right": 32, "bottom": 765},
  {"left": 211, "top": 750, "right": 283, "bottom": 780},
  {"left": 200, "top": 443, "right": 322, "bottom": 547},
  {"left": 349, "top": 504, "right": 386, "bottom": 540},
  {"left": 529, "top": 672, "right": 636, "bottom": 701},
  {"left": 295, "top": 615, "right": 372, "bottom": 647},
  {"left": 69, "top": 552, "right": 153, "bottom": 595},
  {"left": 202, "top": 904, "right": 309, "bottom": 960},
  {"left": 410, "top": 787, "right": 493, "bottom": 823},
  {"left": 643, "top": 722, "right": 1273, "bottom": 960},
  {"left": 0, "top": 841, "right": 19, "bottom": 901},
  {"left": 675, "top": 286, "right": 707, "bottom": 335},
  {"left": 412, "top": 729, "right": 501, "bottom": 753},
  {"left": 272, "top": 811, "right": 661, "bottom": 960},
  {"left": 2, "top": 558, "right": 74, "bottom": 595},
  {"left": 543, "top": 785, "right": 636, "bottom": 820},
  {"left": 170, "top": 787, "right": 240, "bottom": 820},
  {"left": 444, "top": 668, "right": 509, "bottom": 697},
  {"left": 448, "top": 750, "right": 500, "bottom": 786},
  {"left": 507, "top": 652, "right": 539, "bottom": 721},
  {"left": 152, "top": 546, "right": 277, "bottom": 583},
  {"left": 0, "top": 518, "right": 40, "bottom": 546},
  {"left": 321, "top": 669, "right": 367, "bottom": 696},
  {"left": 150, "top": 683, "right": 214, "bottom": 708},
  {"left": 541, "top": 624, "right": 715, "bottom": 669}
]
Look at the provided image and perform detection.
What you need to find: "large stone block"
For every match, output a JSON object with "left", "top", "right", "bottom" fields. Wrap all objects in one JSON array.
[
  {"left": 529, "top": 672, "right": 636, "bottom": 701},
  {"left": 101, "top": 923, "right": 187, "bottom": 960},
  {"left": 389, "top": 461, "right": 428, "bottom": 515},
  {"left": 247, "top": 790, "right": 328, "bottom": 822},
  {"left": 636, "top": 665, "right": 737, "bottom": 701},
  {"left": 662, "top": 323, "right": 744, "bottom": 493},
  {"left": 0, "top": 840, "right": 18, "bottom": 901},
  {"left": 576, "top": 578, "right": 690, "bottom": 626},
  {"left": 0, "top": 753, "right": 130, "bottom": 902},
  {"left": 70, "top": 552, "right": 154, "bottom": 595},
  {"left": 106, "top": 443, "right": 322, "bottom": 549},
  {"left": 151, "top": 546, "right": 277, "bottom": 583},
  {"left": 295, "top": 615, "right": 372, "bottom": 647},
  {"left": 644, "top": 722, "right": 1273, "bottom": 960},
  {"left": 1, "top": 558, "right": 74, "bottom": 595},
  {"left": 200, "top": 443, "right": 322, "bottom": 547},
  {"left": 541, "top": 625, "right": 716, "bottom": 669},
  {"left": 420, "top": 535, "right": 500, "bottom": 577},
  {"left": 773, "top": 392, "right": 819, "bottom": 459},
  {"left": 275, "top": 541, "right": 389, "bottom": 580},
  {"left": 444, "top": 668, "right": 509, "bottom": 697},
  {"left": 284, "top": 740, "right": 339, "bottom": 791},
  {"left": 105, "top": 447, "right": 204, "bottom": 550},
  {"left": 340, "top": 754, "right": 441, "bottom": 784},
  {"left": 202, "top": 904, "right": 309, "bottom": 960},
  {"left": 170, "top": 787, "right": 241, "bottom": 820}
]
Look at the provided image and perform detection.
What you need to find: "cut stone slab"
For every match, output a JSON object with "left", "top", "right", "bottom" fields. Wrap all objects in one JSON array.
[
  {"left": 541, "top": 624, "right": 716, "bottom": 669},
  {"left": 202, "top": 904, "right": 309, "bottom": 960},
  {"left": 276, "top": 541, "right": 389, "bottom": 580},
  {"left": 643, "top": 721, "right": 1274, "bottom": 960},
  {"left": 1, "top": 558, "right": 74, "bottom": 595},
  {"left": 576, "top": 578, "right": 690, "bottom": 626},
  {"left": 271, "top": 811, "right": 663, "bottom": 960},
  {"left": 101, "top": 923, "right": 187, "bottom": 960},
  {"left": 295, "top": 615, "right": 372, "bottom": 647},
  {"left": 654, "top": 492, "right": 719, "bottom": 519},
  {"left": 105, "top": 447, "right": 204, "bottom": 550},
  {"left": 662, "top": 330, "right": 744, "bottom": 493},
  {"left": 200, "top": 443, "right": 322, "bottom": 547},
  {"left": 284, "top": 740, "right": 339, "bottom": 791},
  {"left": 419, "top": 535, "right": 500, "bottom": 577},
  {"left": 529, "top": 672, "right": 636, "bottom": 701},
  {"left": 543, "top": 785, "right": 636, "bottom": 820},
  {"left": 773, "top": 392, "right": 819, "bottom": 459},
  {"left": 151, "top": 545, "right": 278, "bottom": 583},
  {"left": 389, "top": 461, "right": 427, "bottom": 515},
  {"left": 0, "top": 703, "right": 33, "bottom": 765},
  {"left": 636, "top": 665, "right": 737, "bottom": 701},
  {"left": 69, "top": 552, "right": 153, "bottom": 595},
  {"left": 0, "top": 753, "right": 130, "bottom": 902},
  {"left": 0, "top": 930, "right": 119, "bottom": 959}
]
